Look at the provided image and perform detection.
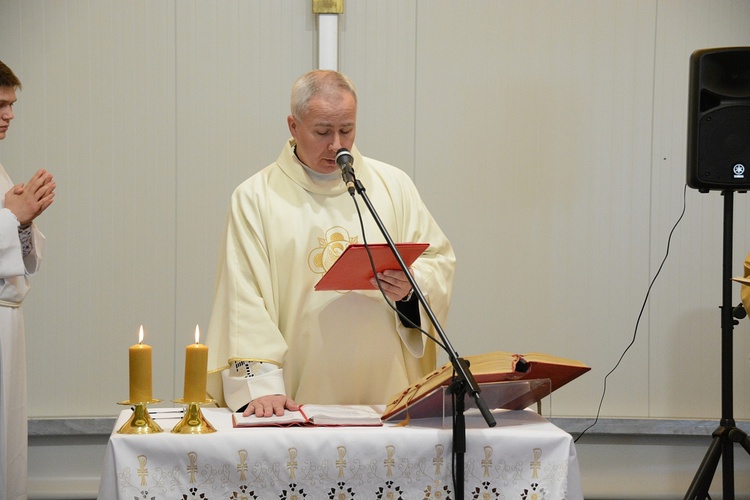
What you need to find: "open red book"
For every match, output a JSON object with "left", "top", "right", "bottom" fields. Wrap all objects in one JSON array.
[
  {"left": 314, "top": 243, "right": 429, "bottom": 291},
  {"left": 382, "top": 351, "right": 590, "bottom": 421},
  {"left": 232, "top": 404, "right": 382, "bottom": 427}
]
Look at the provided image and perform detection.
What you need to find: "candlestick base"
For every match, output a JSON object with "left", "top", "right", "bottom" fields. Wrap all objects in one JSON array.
[
  {"left": 170, "top": 399, "right": 216, "bottom": 434},
  {"left": 116, "top": 400, "right": 163, "bottom": 434}
]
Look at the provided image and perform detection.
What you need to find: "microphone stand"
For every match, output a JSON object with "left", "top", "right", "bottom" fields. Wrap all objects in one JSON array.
[{"left": 349, "top": 176, "right": 495, "bottom": 500}]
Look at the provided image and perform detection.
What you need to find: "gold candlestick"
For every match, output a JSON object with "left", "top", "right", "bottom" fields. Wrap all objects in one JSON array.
[
  {"left": 171, "top": 398, "right": 216, "bottom": 434},
  {"left": 117, "top": 399, "right": 163, "bottom": 434}
]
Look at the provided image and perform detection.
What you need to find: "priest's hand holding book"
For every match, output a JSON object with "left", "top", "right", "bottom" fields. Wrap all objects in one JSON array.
[{"left": 371, "top": 268, "right": 414, "bottom": 302}]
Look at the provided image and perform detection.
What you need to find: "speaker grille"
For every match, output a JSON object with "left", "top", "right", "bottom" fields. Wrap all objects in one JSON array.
[{"left": 696, "top": 107, "right": 750, "bottom": 186}]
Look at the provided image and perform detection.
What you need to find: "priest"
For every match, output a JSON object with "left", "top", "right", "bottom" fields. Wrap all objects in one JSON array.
[{"left": 206, "top": 69, "right": 455, "bottom": 417}]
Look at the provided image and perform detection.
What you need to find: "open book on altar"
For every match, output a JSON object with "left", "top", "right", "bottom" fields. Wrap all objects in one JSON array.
[
  {"left": 314, "top": 243, "right": 429, "bottom": 291},
  {"left": 382, "top": 351, "right": 590, "bottom": 421},
  {"left": 232, "top": 404, "right": 383, "bottom": 428}
]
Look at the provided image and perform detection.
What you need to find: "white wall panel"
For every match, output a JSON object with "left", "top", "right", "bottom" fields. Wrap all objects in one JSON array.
[
  {"left": 413, "top": 0, "right": 658, "bottom": 417},
  {"left": 0, "top": 1, "right": 178, "bottom": 417},
  {"left": 650, "top": 0, "right": 750, "bottom": 419},
  {"left": 338, "top": 0, "right": 418, "bottom": 173},
  {"left": 173, "top": 0, "right": 315, "bottom": 398}
]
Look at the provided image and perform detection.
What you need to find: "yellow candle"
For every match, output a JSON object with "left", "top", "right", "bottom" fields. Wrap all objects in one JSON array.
[
  {"left": 183, "top": 325, "right": 208, "bottom": 402},
  {"left": 128, "top": 325, "right": 153, "bottom": 402}
]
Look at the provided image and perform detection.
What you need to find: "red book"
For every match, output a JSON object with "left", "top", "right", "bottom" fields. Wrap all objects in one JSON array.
[
  {"left": 232, "top": 404, "right": 382, "bottom": 427},
  {"left": 314, "top": 243, "right": 429, "bottom": 291},
  {"left": 382, "top": 351, "right": 591, "bottom": 421}
]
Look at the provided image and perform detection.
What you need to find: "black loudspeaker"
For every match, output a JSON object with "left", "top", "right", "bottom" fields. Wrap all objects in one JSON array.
[{"left": 687, "top": 47, "right": 750, "bottom": 192}]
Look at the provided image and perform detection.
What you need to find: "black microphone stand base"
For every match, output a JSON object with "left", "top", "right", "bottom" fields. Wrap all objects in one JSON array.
[{"left": 684, "top": 422, "right": 750, "bottom": 499}]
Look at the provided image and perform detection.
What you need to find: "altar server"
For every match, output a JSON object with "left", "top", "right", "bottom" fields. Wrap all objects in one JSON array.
[{"left": 0, "top": 60, "right": 56, "bottom": 500}]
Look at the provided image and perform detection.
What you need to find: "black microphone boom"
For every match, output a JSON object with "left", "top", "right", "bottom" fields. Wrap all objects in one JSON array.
[
  {"left": 341, "top": 153, "right": 495, "bottom": 500},
  {"left": 335, "top": 148, "right": 356, "bottom": 195}
]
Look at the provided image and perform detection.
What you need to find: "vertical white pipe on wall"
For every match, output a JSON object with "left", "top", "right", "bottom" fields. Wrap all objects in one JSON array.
[{"left": 318, "top": 13, "right": 338, "bottom": 70}]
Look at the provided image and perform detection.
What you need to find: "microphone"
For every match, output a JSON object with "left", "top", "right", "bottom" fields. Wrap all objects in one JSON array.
[{"left": 335, "top": 148, "right": 356, "bottom": 195}]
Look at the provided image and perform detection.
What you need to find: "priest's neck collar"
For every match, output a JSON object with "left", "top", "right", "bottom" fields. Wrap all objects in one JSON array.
[{"left": 293, "top": 145, "right": 341, "bottom": 182}]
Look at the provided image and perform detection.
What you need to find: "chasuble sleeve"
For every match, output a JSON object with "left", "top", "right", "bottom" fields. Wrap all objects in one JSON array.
[
  {"left": 206, "top": 182, "right": 290, "bottom": 374},
  {"left": 374, "top": 161, "right": 456, "bottom": 376},
  {"left": 205, "top": 162, "right": 304, "bottom": 412}
]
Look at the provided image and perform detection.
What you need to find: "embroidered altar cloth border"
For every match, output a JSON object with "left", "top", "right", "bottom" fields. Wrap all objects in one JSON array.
[{"left": 97, "top": 407, "right": 582, "bottom": 499}]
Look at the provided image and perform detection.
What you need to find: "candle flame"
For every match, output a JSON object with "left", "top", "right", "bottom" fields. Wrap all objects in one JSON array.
[
  {"left": 194, "top": 324, "right": 200, "bottom": 344},
  {"left": 138, "top": 325, "right": 144, "bottom": 344}
]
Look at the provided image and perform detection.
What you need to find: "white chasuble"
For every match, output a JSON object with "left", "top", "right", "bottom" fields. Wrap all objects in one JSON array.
[{"left": 206, "top": 141, "right": 455, "bottom": 408}]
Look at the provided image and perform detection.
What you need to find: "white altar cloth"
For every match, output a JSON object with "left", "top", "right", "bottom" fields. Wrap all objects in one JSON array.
[{"left": 97, "top": 407, "right": 582, "bottom": 499}]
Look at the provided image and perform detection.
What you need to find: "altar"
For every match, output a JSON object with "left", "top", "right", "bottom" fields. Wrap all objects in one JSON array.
[{"left": 97, "top": 407, "right": 582, "bottom": 499}]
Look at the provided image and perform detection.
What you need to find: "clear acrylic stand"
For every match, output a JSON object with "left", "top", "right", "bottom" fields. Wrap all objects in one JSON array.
[{"left": 384, "top": 378, "right": 552, "bottom": 427}]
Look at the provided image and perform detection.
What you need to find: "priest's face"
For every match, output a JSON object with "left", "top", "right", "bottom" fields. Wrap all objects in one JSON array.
[
  {"left": 287, "top": 90, "right": 357, "bottom": 175},
  {"left": 0, "top": 86, "right": 17, "bottom": 141}
]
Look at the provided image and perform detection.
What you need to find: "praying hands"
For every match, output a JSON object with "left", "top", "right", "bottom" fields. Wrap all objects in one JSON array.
[{"left": 4, "top": 168, "right": 55, "bottom": 225}]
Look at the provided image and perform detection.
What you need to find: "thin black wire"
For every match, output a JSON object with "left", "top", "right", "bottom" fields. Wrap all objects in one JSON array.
[
  {"left": 574, "top": 183, "right": 687, "bottom": 443},
  {"left": 349, "top": 190, "right": 457, "bottom": 495},
  {"left": 349, "top": 193, "right": 447, "bottom": 352}
]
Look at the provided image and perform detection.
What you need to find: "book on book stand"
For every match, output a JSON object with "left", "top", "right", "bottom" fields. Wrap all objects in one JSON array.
[{"left": 382, "top": 351, "right": 590, "bottom": 425}]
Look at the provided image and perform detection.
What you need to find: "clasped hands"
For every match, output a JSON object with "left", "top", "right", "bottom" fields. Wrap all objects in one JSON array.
[{"left": 4, "top": 168, "right": 56, "bottom": 225}]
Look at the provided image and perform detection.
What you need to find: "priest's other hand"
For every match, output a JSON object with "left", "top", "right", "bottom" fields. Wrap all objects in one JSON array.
[
  {"left": 371, "top": 268, "right": 413, "bottom": 302},
  {"left": 242, "top": 394, "right": 299, "bottom": 417}
]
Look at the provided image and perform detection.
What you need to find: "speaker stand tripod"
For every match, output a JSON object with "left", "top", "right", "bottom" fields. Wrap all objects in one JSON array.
[{"left": 685, "top": 190, "right": 750, "bottom": 500}]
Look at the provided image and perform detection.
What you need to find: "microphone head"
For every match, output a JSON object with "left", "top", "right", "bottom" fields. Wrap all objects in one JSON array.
[{"left": 335, "top": 148, "right": 353, "bottom": 168}]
